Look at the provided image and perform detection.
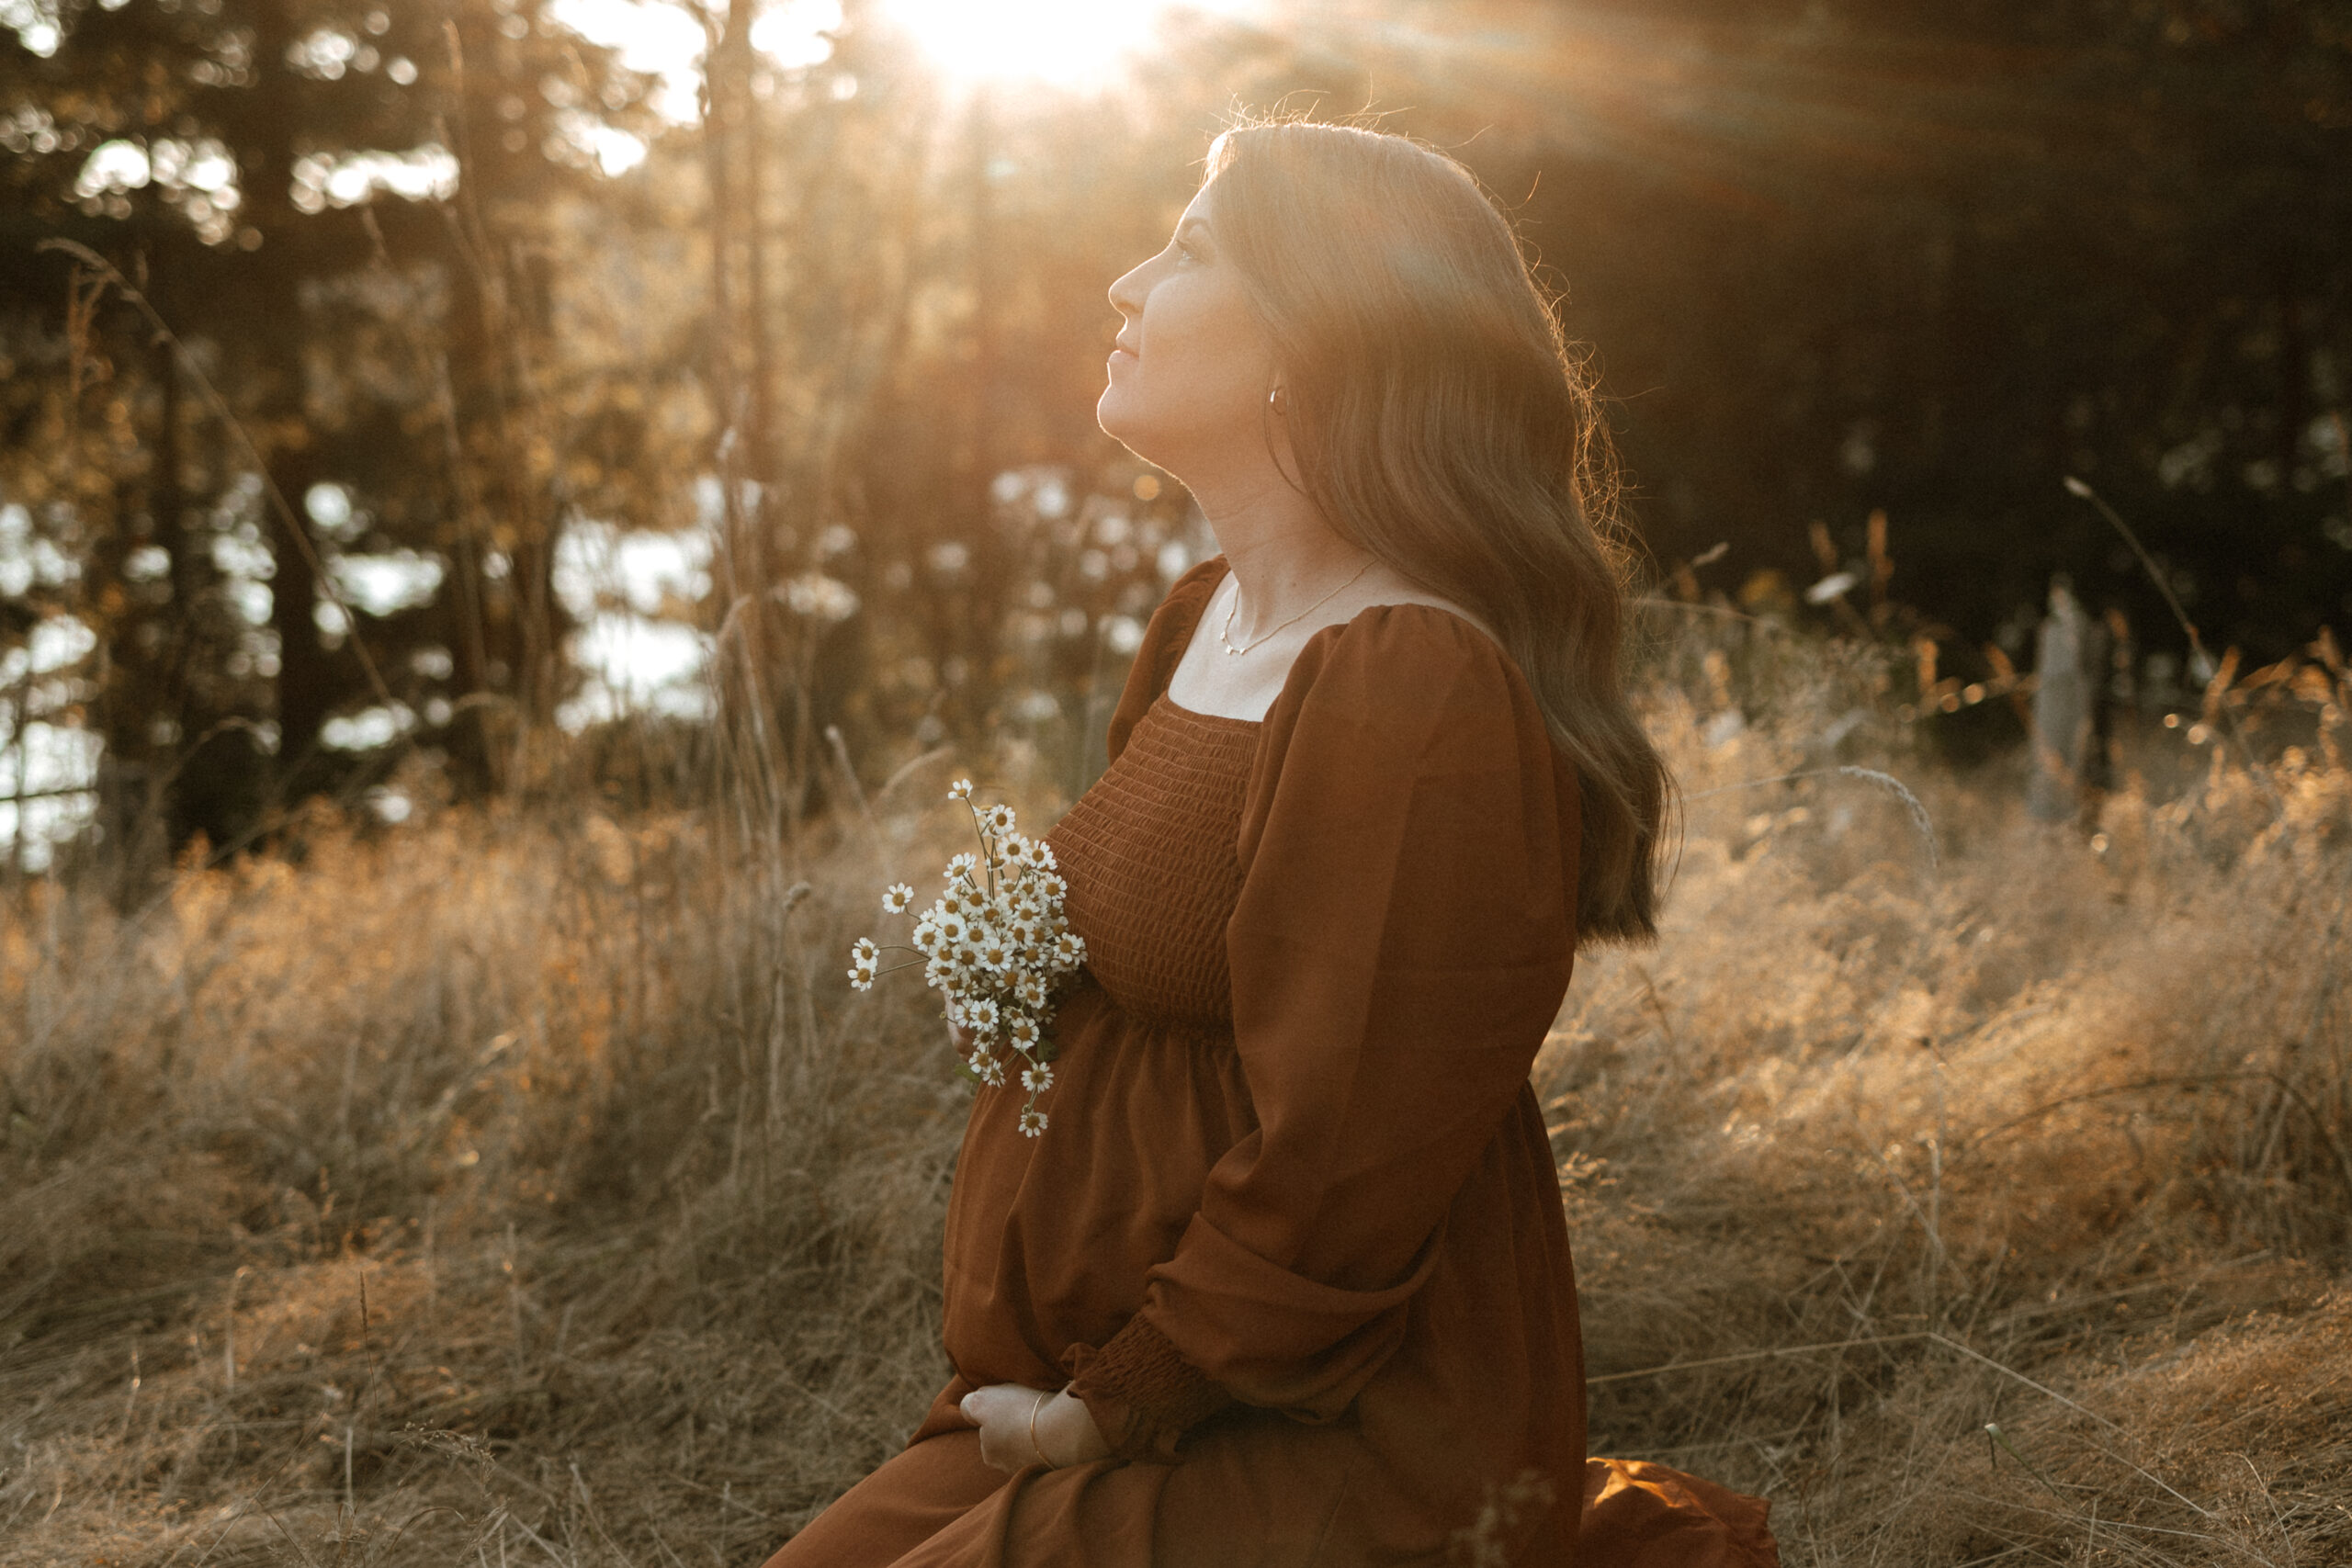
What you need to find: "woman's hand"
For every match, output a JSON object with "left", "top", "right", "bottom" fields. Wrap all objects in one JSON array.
[{"left": 958, "top": 1383, "right": 1113, "bottom": 1473}]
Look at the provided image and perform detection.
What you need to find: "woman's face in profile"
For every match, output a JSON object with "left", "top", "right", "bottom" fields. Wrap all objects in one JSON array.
[{"left": 1098, "top": 183, "right": 1279, "bottom": 473}]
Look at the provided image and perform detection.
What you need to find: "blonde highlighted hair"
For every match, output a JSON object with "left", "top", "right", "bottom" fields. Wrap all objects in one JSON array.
[{"left": 1204, "top": 118, "right": 1669, "bottom": 942}]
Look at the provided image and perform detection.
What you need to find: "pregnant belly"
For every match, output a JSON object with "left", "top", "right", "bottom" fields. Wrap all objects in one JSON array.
[{"left": 940, "top": 983, "right": 1255, "bottom": 1387}]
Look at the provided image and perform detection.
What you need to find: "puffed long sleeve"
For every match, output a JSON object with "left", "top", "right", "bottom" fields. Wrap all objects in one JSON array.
[{"left": 1069, "top": 605, "right": 1582, "bottom": 1450}]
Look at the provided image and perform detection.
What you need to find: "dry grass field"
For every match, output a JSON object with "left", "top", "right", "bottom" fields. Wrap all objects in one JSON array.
[{"left": 4, "top": 626, "right": 2349, "bottom": 1567}]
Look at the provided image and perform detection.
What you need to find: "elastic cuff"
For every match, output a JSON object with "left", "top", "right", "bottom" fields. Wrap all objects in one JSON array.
[{"left": 1063, "top": 1315, "right": 1233, "bottom": 1462}]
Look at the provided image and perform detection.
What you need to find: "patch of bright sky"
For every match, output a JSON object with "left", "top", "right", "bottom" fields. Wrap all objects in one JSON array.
[
  {"left": 560, "top": 615, "right": 716, "bottom": 731},
  {"left": 322, "top": 703, "right": 417, "bottom": 752},
  {"left": 0, "top": 723, "right": 102, "bottom": 872},
  {"left": 306, "top": 481, "right": 365, "bottom": 540},
  {"left": 332, "top": 549, "right": 447, "bottom": 616},
  {"left": 0, "top": 503, "right": 98, "bottom": 869},
  {"left": 292, "top": 144, "right": 458, "bottom": 211},
  {"left": 2, "top": 2, "right": 62, "bottom": 59},
  {"left": 548, "top": 0, "right": 843, "bottom": 124},
  {"left": 552, "top": 520, "right": 718, "bottom": 731},
  {"left": 73, "top": 137, "right": 238, "bottom": 197},
  {"left": 0, "top": 503, "right": 78, "bottom": 595},
  {"left": 555, "top": 519, "right": 715, "bottom": 618}
]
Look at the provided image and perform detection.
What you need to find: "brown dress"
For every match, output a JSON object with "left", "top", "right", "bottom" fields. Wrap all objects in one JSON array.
[{"left": 765, "top": 561, "right": 1777, "bottom": 1567}]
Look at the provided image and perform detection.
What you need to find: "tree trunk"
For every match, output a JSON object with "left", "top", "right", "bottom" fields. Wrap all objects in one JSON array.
[{"left": 244, "top": 0, "right": 338, "bottom": 787}]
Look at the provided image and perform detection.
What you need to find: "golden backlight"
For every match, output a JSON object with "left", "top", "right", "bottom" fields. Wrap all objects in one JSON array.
[{"left": 878, "top": 0, "right": 1168, "bottom": 86}]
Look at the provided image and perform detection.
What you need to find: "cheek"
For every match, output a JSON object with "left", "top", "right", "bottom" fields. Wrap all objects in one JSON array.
[{"left": 1138, "top": 288, "right": 1267, "bottom": 425}]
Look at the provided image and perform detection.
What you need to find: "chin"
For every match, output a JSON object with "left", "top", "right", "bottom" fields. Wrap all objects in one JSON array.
[{"left": 1095, "top": 388, "right": 1156, "bottom": 462}]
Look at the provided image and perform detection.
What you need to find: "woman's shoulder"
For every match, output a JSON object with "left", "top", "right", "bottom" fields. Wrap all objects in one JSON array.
[
  {"left": 1301, "top": 597, "right": 1522, "bottom": 705},
  {"left": 1237, "top": 598, "right": 1573, "bottom": 876},
  {"left": 1261, "top": 597, "right": 1541, "bottom": 765}
]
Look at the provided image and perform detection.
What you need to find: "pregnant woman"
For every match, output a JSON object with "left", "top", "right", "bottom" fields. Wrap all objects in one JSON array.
[{"left": 767, "top": 119, "right": 1776, "bottom": 1567}]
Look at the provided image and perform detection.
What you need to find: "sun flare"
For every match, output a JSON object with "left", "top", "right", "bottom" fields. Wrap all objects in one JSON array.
[{"left": 877, "top": 0, "right": 1167, "bottom": 87}]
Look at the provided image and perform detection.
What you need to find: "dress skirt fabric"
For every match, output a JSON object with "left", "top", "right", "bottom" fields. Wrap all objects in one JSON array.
[{"left": 764, "top": 560, "right": 1779, "bottom": 1567}]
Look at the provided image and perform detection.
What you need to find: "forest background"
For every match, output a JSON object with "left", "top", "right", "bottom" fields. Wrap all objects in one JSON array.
[{"left": 4, "top": 1, "right": 2351, "bottom": 1564}]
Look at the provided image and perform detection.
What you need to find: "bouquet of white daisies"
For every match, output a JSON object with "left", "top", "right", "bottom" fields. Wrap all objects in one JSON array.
[{"left": 848, "top": 779, "right": 1086, "bottom": 1137}]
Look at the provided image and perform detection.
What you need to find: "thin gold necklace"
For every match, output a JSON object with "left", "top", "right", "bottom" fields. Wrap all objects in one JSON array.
[{"left": 1218, "top": 558, "right": 1376, "bottom": 656}]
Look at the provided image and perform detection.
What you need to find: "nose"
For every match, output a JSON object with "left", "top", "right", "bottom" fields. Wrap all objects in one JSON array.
[{"left": 1107, "top": 256, "right": 1149, "bottom": 325}]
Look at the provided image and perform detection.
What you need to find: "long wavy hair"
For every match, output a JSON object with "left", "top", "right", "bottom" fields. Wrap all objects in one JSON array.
[{"left": 1204, "top": 118, "right": 1670, "bottom": 942}]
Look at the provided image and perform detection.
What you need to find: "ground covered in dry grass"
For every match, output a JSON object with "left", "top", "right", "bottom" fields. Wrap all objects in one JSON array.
[{"left": 5, "top": 637, "right": 2349, "bottom": 1566}]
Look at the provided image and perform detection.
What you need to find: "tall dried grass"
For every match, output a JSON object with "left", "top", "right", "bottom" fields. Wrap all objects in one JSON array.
[{"left": 2, "top": 626, "right": 2347, "bottom": 1566}]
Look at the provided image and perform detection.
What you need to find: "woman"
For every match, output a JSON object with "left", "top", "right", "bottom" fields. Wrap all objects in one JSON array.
[{"left": 768, "top": 120, "right": 1777, "bottom": 1567}]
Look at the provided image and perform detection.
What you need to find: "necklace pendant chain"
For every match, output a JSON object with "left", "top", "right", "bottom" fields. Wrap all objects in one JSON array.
[{"left": 1218, "top": 558, "right": 1376, "bottom": 657}]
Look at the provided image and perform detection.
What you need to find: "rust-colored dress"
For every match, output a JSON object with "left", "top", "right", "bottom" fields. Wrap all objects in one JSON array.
[{"left": 767, "top": 561, "right": 1776, "bottom": 1567}]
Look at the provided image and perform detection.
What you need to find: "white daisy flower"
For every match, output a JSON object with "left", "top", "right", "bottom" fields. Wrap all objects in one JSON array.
[{"left": 853, "top": 773, "right": 1082, "bottom": 1137}]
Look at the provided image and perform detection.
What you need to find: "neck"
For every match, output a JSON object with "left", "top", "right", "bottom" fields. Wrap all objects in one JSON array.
[{"left": 1180, "top": 459, "right": 1365, "bottom": 627}]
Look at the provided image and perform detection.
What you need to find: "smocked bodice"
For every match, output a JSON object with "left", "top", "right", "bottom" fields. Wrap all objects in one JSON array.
[{"left": 1046, "top": 698, "right": 1258, "bottom": 1027}]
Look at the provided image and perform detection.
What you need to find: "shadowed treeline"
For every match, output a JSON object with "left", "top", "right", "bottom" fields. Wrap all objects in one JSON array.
[{"left": 2, "top": 0, "right": 2347, "bottom": 870}]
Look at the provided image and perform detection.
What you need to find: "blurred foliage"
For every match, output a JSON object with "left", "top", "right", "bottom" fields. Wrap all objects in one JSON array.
[{"left": 0, "top": 0, "right": 2347, "bottom": 874}]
